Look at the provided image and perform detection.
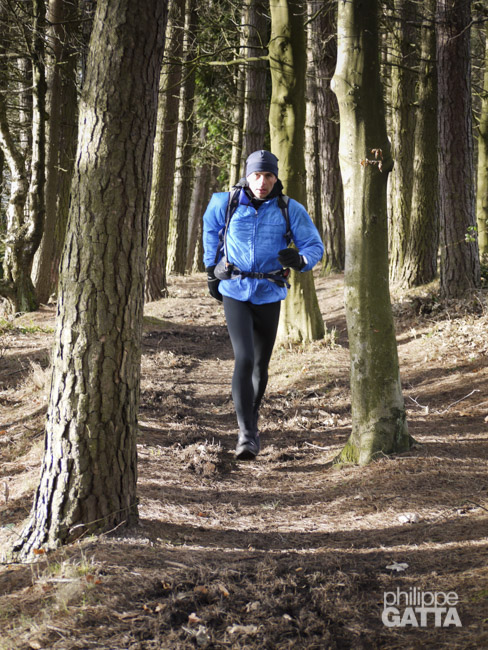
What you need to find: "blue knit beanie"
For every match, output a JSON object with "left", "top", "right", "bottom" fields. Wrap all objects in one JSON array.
[{"left": 245, "top": 150, "right": 279, "bottom": 177}]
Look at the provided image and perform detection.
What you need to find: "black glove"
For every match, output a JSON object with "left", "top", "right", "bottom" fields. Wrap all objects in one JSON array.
[
  {"left": 206, "top": 266, "right": 223, "bottom": 302},
  {"left": 278, "top": 248, "right": 305, "bottom": 271}
]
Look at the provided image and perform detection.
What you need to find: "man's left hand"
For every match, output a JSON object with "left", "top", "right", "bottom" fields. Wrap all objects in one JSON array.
[{"left": 278, "top": 248, "right": 305, "bottom": 271}]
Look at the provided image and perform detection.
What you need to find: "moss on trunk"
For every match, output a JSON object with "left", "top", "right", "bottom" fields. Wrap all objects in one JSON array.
[{"left": 331, "top": 0, "right": 412, "bottom": 465}]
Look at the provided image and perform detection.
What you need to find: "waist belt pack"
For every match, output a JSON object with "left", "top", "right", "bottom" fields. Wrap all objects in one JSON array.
[
  {"left": 214, "top": 180, "right": 292, "bottom": 288},
  {"left": 214, "top": 257, "right": 291, "bottom": 288}
]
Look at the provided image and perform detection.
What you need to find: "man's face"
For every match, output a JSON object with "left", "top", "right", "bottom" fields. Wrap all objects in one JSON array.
[{"left": 247, "top": 171, "right": 278, "bottom": 199}]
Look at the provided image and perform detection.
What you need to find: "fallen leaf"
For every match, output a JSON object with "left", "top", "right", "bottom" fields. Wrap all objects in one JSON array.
[
  {"left": 188, "top": 612, "right": 201, "bottom": 626},
  {"left": 217, "top": 583, "right": 229, "bottom": 597},
  {"left": 245, "top": 601, "right": 260, "bottom": 613},
  {"left": 227, "top": 624, "right": 259, "bottom": 636},
  {"left": 398, "top": 513, "right": 420, "bottom": 524},
  {"left": 386, "top": 561, "right": 409, "bottom": 572}
]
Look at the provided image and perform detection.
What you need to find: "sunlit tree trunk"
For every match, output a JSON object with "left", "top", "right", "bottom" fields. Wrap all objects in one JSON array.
[
  {"left": 145, "top": 0, "right": 185, "bottom": 301},
  {"left": 331, "top": 0, "right": 412, "bottom": 465},
  {"left": 437, "top": 0, "right": 480, "bottom": 297},
  {"left": 33, "top": 0, "right": 79, "bottom": 304},
  {"left": 269, "top": 0, "right": 325, "bottom": 344},
  {"left": 12, "top": 0, "right": 167, "bottom": 558}
]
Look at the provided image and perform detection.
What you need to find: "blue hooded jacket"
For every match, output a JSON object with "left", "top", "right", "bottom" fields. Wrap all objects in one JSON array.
[{"left": 203, "top": 188, "right": 324, "bottom": 304}]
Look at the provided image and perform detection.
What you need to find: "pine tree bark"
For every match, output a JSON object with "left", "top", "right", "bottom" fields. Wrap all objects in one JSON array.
[
  {"left": 476, "top": 24, "right": 488, "bottom": 260},
  {"left": 145, "top": 0, "right": 185, "bottom": 302},
  {"left": 305, "top": 2, "right": 323, "bottom": 240},
  {"left": 12, "top": 0, "right": 167, "bottom": 558},
  {"left": 405, "top": 0, "right": 439, "bottom": 286},
  {"left": 33, "top": 0, "right": 79, "bottom": 304},
  {"left": 388, "top": 0, "right": 418, "bottom": 285},
  {"left": 186, "top": 126, "right": 211, "bottom": 271},
  {"left": 331, "top": 0, "right": 412, "bottom": 465},
  {"left": 269, "top": 0, "right": 325, "bottom": 344},
  {"left": 0, "top": 0, "right": 46, "bottom": 313},
  {"left": 167, "top": 0, "right": 197, "bottom": 276},
  {"left": 437, "top": 0, "right": 480, "bottom": 297},
  {"left": 229, "top": 7, "right": 246, "bottom": 185},
  {"left": 310, "top": 1, "right": 344, "bottom": 273},
  {"left": 241, "top": 0, "right": 268, "bottom": 160}
]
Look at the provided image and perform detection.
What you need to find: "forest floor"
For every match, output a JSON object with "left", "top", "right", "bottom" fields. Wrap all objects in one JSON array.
[{"left": 0, "top": 271, "right": 488, "bottom": 649}]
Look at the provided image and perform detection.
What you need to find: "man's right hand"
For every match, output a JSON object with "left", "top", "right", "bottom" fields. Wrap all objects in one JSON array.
[{"left": 206, "top": 266, "right": 223, "bottom": 302}]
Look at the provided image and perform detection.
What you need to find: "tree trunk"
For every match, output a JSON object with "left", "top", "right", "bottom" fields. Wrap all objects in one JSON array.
[
  {"left": 437, "top": 0, "right": 480, "bottom": 297},
  {"left": 269, "top": 0, "right": 325, "bottom": 344},
  {"left": 388, "top": 0, "right": 418, "bottom": 285},
  {"left": 186, "top": 126, "right": 211, "bottom": 271},
  {"left": 331, "top": 0, "right": 412, "bottom": 465},
  {"left": 241, "top": 0, "right": 268, "bottom": 160},
  {"left": 404, "top": 0, "right": 439, "bottom": 286},
  {"left": 0, "top": 0, "right": 47, "bottom": 313},
  {"left": 33, "top": 0, "right": 79, "bottom": 304},
  {"left": 229, "top": 7, "right": 246, "bottom": 185},
  {"left": 311, "top": 1, "right": 344, "bottom": 273},
  {"left": 145, "top": 0, "right": 185, "bottom": 302},
  {"left": 305, "top": 2, "right": 322, "bottom": 239},
  {"left": 193, "top": 163, "right": 218, "bottom": 273},
  {"left": 476, "top": 24, "right": 488, "bottom": 260},
  {"left": 12, "top": 0, "right": 167, "bottom": 558},
  {"left": 167, "top": 0, "right": 197, "bottom": 276}
]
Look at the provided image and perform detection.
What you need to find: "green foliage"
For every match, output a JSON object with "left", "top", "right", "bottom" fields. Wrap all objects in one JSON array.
[
  {"left": 465, "top": 225, "right": 478, "bottom": 243},
  {"left": 191, "top": 0, "right": 259, "bottom": 187},
  {"left": 0, "top": 318, "right": 53, "bottom": 336}
]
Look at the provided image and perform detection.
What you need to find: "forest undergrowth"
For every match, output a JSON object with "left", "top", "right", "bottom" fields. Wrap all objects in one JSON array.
[{"left": 0, "top": 272, "right": 487, "bottom": 649}]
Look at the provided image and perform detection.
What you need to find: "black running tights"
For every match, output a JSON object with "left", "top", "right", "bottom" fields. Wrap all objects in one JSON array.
[{"left": 223, "top": 296, "right": 281, "bottom": 435}]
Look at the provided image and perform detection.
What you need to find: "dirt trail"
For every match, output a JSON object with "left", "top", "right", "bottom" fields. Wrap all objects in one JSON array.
[{"left": 1, "top": 272, "right": 487, "bottom": 649}]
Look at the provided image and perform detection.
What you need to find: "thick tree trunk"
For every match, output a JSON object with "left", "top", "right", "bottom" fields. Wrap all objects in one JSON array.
[
  {"left": 437, "top": 0, "right": 480, "bottom": 297},
  {"left": 167, "top": 0, "right": 197, "bottom": 276},
  {"left": 33, "top": 0, "right": 79, "bottom": 304},
  {"left": 12, "top": 0, "right": 167, "bottom": 558},
  {"left": 476, "top": 25, "right": 488, "bottom": 260},
  {"left": 331, "top": 0, "right": 411, "bottom": 465},
  {"left": 269, "top": 0, "right": 325, "bottom": 344},
  {"left": 388, "top": 0, "right": 418, "bottom": 285},
  {"left": 145, "top": 0, "right": 185, "bottom": 302}
]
